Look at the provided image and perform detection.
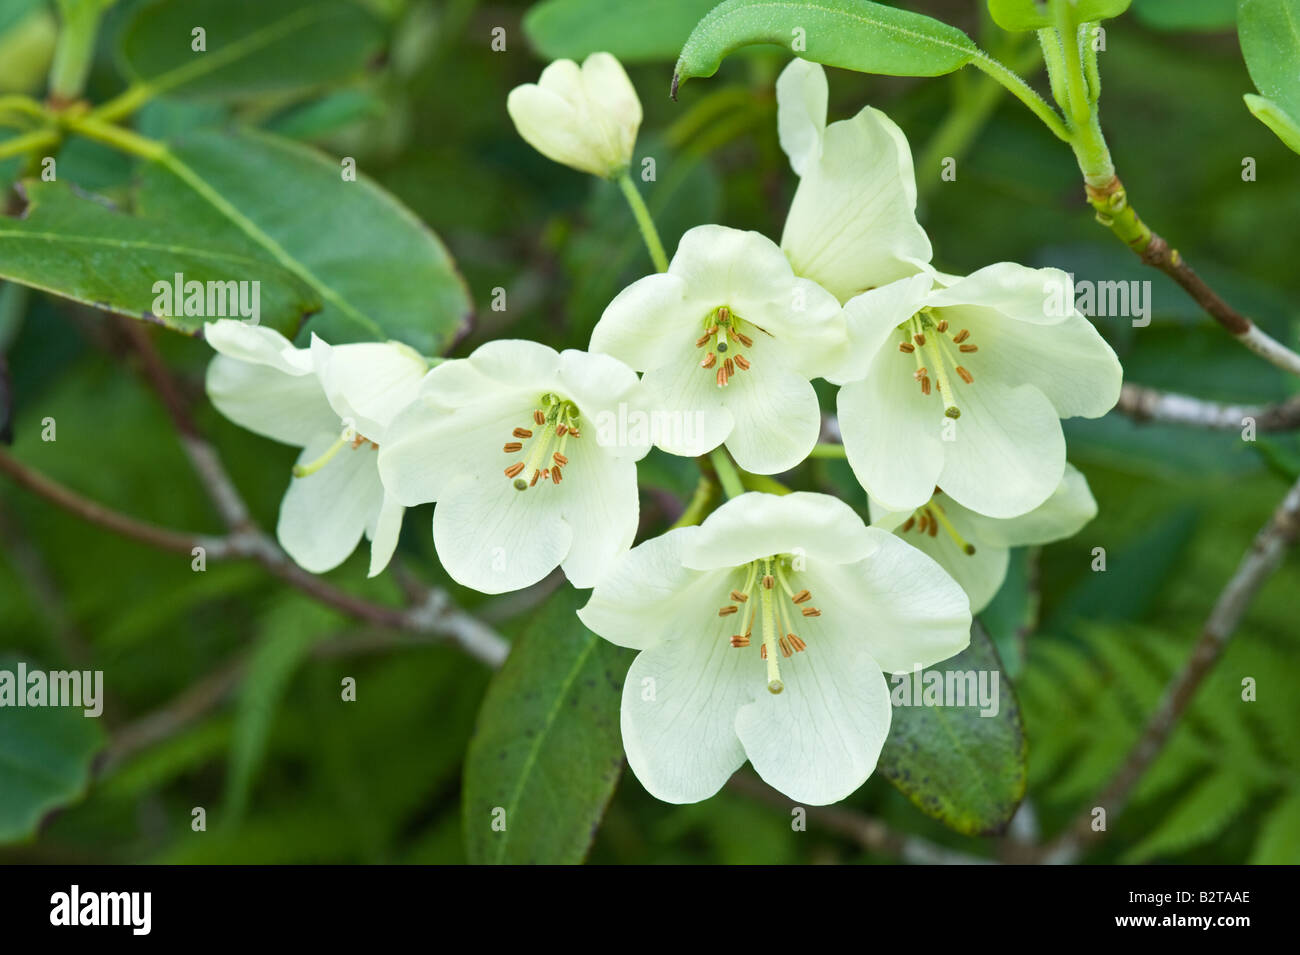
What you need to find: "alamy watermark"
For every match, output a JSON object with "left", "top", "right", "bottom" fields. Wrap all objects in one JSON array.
[
  {"left": 0, "top": 663, "right": 103, "bottom": 717},
  {"left": 1044, "top": 273, "right": 1152, "bottom": 327},
  {"left": 890, "top": 667, "right": 1000, "bottom": 717},
  {"left": 151, "top": 271, "right": 261, "bottom": 325}
]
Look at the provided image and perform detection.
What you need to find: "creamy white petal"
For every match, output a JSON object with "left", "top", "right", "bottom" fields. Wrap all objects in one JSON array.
[
  {"left": 557, "top": 348, "right": 651, "bottom": 461},
  {"left": 206, "top": 355, "right": 337, "bottom": 447},
  {"left": 949, "top": 305, "right": 1122, "bottom": 420},
  {"left": 735, "top": 639, "right": 892, "bottom": 805},
  {"left": 681, "top": 491, "right": 878, "bottom": 570},
  {"left": 620, "top": 600, "right": 756, "bottom": 804},
  {"left": 936, "top": 378, "right": 1066, "bottom": 518},
  {"left": 577, "top": 528, "right": 721, "bottom": 651},
  {"left": 776, "top": 58, "right": 828, "bottom": 176},
  {"left": 431, "top": 473, "right": 572, "bottom": 594},
  {"left": 309, "top": 336, "right": 427, "bottom": 441},
  {"left": 890, "top": 518, "right": 1009, "bottom": 615},
  {"left": 829, "top": 272, "right": 934, "bottom": 384},
  {"left": 276, "top": 434, "right": 384, "bottom": 574},
  {"left": 808, "top": 529, "right": 971, "bottom": 673},
  {"left": 555, "top": 444, "right": 641, "bottom": 589},
  {"left": 366, "top": 488, "right": 406, "bottom": 578},
  {"left": 638, "top": 354, "right": 735, "bottom": 458},
  {"left": 837, "top": 347, "right": 945, "bottom": 513},
  {"left": 204, "top": 319, "right": 312, "bottom": 374},
  {"left": 590, "top": 272, "right": 695, "bottom": 371},
  {"left": 721, "top": 362, "right": 822, "bottom": 475},
  {"left": 926, "top": 262, "right": 1073, "bottom": 326},
  {"left": 781, "top": 105, "right": 931, "bottom": 301},
  {"left": 954, "top": 462, "right": 1097, "bottom": 547},
  {"left": 378, "top": 390, "right": 531, "bottom": 505}
]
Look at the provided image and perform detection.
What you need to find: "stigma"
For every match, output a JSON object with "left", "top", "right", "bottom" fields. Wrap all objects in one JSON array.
[
  {"left": 898, "top": 311, "right": 977, "bottom": 418},
  {"left": 503, "top": 394, "right": 581, "bottom": 490},
  {"left": 716, "top": 556, "right": 820, "bottom": 694},
  {"left": 696, "top": 305, "right": 757, "bottom": 388}
]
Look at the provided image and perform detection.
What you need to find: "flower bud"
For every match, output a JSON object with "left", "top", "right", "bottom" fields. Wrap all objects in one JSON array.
[{"left": 506, "top": 52, "right": 641, "bottom": 179}]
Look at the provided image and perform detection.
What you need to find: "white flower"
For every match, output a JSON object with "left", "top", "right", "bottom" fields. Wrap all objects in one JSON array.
[
  {"left": 578, "top": 492, "right": 971, "bottom": 805},
  {"left": 590, "top": 224, "right": 845, "bottom": 475},
  {"left": 832, "top": 264, "right": 1123, "bottom": 518},
  {"left": 377, "top": 340, "right": 649, "bottom": 594},
  {"left": 869, "top": 464, "right": 1098, "bottom": 613},
  {"left": 506, "top": 52, "right": 642, "bottom": 179},
  {"left": 204, "top": 320, "right": 427, "bottom": 577},
  {"left": 776, "top": 58, "right": 932, "bottom": 303}
]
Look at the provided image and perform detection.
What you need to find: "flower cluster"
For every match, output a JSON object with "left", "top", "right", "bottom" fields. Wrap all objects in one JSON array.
[{"left": 205, "top": 53, "right": 1122, "bottom": 807}]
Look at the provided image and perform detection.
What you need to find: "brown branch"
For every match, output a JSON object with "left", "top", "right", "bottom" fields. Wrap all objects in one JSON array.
[
  {"left": 0, "top": 447, "right": 508, "bottom": 666},
  {"left": 1116, "top": 382, "right": 1300, "bottom": 431},
  {"left": 1039, "top": 473, "right": 1300, "bottom": 863},
  {"left": 1086, "top": 177, "right": 1300, "bottom": 377}
]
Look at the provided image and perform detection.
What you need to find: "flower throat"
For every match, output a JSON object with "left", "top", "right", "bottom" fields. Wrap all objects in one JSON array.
[
  {"left": 503, "top": 393, "right": 581, "bottom": 490},
  {"left": 717, "top": 556, "right": 821, "bottom": 695}
]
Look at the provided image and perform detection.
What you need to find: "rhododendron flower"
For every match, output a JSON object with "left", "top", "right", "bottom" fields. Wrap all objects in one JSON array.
[
  {"left": 591, "top": 225, "right": 845, "bottom": 474},
  {"left": 378, "top": 340, "right": 649, "bottom": 594},
  {"left": 204, "top": 320, "right": 426, "bottom": 577},
  {"left": 578, "top": 492, "right": 971, "bottom": 805}
]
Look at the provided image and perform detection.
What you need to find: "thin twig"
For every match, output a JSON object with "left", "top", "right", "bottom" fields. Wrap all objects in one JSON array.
[
  {"left": 1116, "top": 382, "right": 1300, "bottom": 431},
  {"left": 0, "top": 448, "right": 508, "bottom": 666},
  {"left": 1039, "top": 474, "right": 1300, "bottom": 863},
  {"left": 1086, "top": 178, "right": 1300, "bottom": 377}
]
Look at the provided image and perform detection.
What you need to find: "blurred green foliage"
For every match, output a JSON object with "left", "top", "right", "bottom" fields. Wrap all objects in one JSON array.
[{"left": 0, "top": 0, "right": 1297, "bottom": 864}]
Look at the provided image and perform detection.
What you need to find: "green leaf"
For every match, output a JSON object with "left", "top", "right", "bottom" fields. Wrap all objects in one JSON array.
[
  {"left": 1239, "top": 0, "right": 1300, "bottom": 148},
  {"left": 137, "top": 127, "right": 472, "bottom": 353},
  {"left": 463, "top": 589, "right": 630, "bottom": 864},
  {"left": 119, "top": 0, "right": 384, "bottom": 101},
  {"left": 524, "top": 0, "right": 721, "bottom": 62},
  {"left": 1250, "top": 792, "right": 1300, "bottom": 863},
  {"left": 0, "top": 656, "right": 105, "bottom": 844},
  {"left": 876, "top": 623, "right": 1027, "bottom": 835},
  {"left": 225, "top": 598, "right": 334, "bottom": 823},
  {"left": 990, "top": 1, "right": 1132, "bottom": 30},
  {"left": 0, "top": 179, "right": 320, "bottom": 335},
  {"left": 673, "top": 0, "right": 979, "bottom": 96},
  {"left": 1123, "top": 771, "right": 1249, "bottom": 861},
  {"left": 1244, "top": 93, "right": 1300, "bottom": 152},
  {"left": 1134, "top": 0, "right": 1236, "bottom": 31}
]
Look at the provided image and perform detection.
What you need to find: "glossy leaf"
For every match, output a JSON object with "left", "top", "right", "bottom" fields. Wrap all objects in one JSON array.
[
  {"left": 0, "top": 179, "right": 319, "bottom": 335},
  {"left": 463, "top": 589, "right": 630, "bottom": 865},
  {"left": 673, "top": 0, "right": 979, "bottom": 96},
  {"left": 1244, "top": 93, "right": 1300, "bottom": 153},
  {"left": 0, "top": 656, "right": 104, "bottom": 844},
  {"left": 137, "top": 128, "right": 473, "bottom": 353},
  {"left": 119, "top": 0, "right": 383, "bottom": 101},
  {"left": 1239, "top": 0, "right": 1300, "bottom": 150},
  {"left": 876, "top": 623, "right": 1027, "bottom": 836},
  {"left": 524, "top": 0, "right": 721, "bottom": 62}
]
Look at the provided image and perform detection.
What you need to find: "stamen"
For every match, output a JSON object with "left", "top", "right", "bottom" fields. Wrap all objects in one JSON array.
[
  {"left": 734, "top": 331, "right": 753, "bottom": 348},
  {"left": 529, "top": 470, "right": 540, "bottom": 487},
  {"left": 504, "top": 462, "right": 525, "bottom": 478},
  {"left": 730, "top": 590, "right": 749, "bottom": 602},
  {"left": 952, "top": 329, "right": 970, "bottom": 343},
  {"left": 901, "top": 516, "right": 916, "bottom": 532},
  {"left": 552, "top": 466, "right": 563, "bottom": 484},
  {"left": 733, "top": 355, "right": 750, "bottom": 371},
  {"left": 801, "top": 607, "right": 821, "bottom": 617},
  {"left": 730, "top": 633, "right": 751, "bottom": 648},
  {"left": 724, "top": 357, "right": 734, "bottom": 377},
  {"left": 762, "top": 574, "right": 774, "bottom": 590},
  {"left": 716, "top": 365, "right": 729, "bottom": 387},
  {"left": 779, "top": 636, "right": 793, "bottom": 658},
  {"left": 701, "top": 353, "right": 716, "bottom": 369},
  {"left": 512, "top": 428, "right": 533, "bottom": 439},
  {"left": 913, "top": 332, "right": 926, "bottom": 346},
  {"left": 696, "top": 332, "right": 713, "bottom": 348},
  {"left": 791, "top": 589, "right": 811, "bottom": 604},
  {"left": 533, "top": 410, "right": 545, "bottom": 426},
  {"left": 788, "top": 634, "right": 806, "bottom": 652},
  {"left": 956, "top": 366, "right": 974, "bottom": 384},
  {"left": 926, "top": 500, "right": 977, "bottom": 555},
  {"left": 959, "top": 344, "right": 978, "bottom": 353},
  {"left": 718, "top": 605, "right": 739, "bottom": 617},
  {"left": 503, "top": 442, "right": 523, "bottom": 453},
  {"left": 556, "top": 424, "right": 568, "bottom": 436},
  {"left": 936, "top": 319, "right": 949, "bottom": 333},
  {"left": 898, "top": 342, "right": 915, "bottom": 353},
  {"left": 553, "top": 452, "right": 568, "bottom": 466}
]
